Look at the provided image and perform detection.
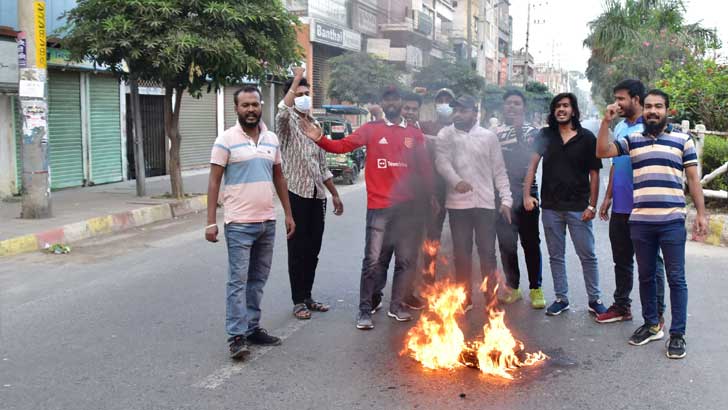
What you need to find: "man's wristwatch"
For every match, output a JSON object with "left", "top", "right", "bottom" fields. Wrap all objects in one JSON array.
[{"left": 587, "top": 205, "right": 597, "bottom": 213}]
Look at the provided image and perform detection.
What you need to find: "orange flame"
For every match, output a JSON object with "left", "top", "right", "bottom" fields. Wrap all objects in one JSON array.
[
  {"left": 404, "top": 275, "right": 547, "bottom": 379},
  {"left": 403, "top": 280, "right": 466, "bottom": 370},
  {"left": 422, "top": 240, "right": 440, "bottom": 279}
]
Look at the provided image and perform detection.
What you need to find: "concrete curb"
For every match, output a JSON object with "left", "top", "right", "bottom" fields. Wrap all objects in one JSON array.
[
  {"left": 0, "top": 195, "right": 208, "bottom": 257},
  {"left": 686, "top": 209, "right": 728, "bottom": 247}
]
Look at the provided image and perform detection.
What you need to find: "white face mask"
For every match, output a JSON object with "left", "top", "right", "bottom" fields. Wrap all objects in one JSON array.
[
  {"left": 294, "top": 95, "right": 311, "bottom": 112},
  {"left": 436, "top": 103, "right": 453, "bottom": 118}
]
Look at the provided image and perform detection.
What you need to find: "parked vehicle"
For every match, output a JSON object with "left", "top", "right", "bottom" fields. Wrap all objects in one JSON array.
[{"left": 315, "top": 105, "right": 368, "bottom": 185}]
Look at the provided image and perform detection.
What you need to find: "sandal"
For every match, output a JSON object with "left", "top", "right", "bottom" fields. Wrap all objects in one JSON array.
[
  {"left": 293, "top": 303, "right": 311, "bottom": 320},
  {"left": 305, "top": 299, "right": 330, "bottom": 312}
]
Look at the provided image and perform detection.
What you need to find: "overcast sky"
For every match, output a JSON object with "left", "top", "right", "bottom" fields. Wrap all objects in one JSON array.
[{"left": 509, "top": 0, "right": 728, "bottom": 73}]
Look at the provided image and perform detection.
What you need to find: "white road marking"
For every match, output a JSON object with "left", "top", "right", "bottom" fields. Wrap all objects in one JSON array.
[{"left": 192, "top": 319, "right": 310, "bottom": 390}]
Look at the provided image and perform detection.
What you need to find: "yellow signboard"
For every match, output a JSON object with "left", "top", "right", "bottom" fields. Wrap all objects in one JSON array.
[{"left": 34, "top": 1, "right": 47, "bottom": 69}]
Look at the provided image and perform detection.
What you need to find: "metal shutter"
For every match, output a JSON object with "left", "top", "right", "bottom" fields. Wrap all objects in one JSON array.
[
  {"left": 224, "top": 86, "right": 242, "bottom": 129},
  {"left": 48, "top": 71, "right": 84, "bottom": 189},
  {"left": 88, "top": 75, "right": 123, "bottom": 184},
  {"left": 178, "top": 91, "right": 217, "bottom": 168},
  {"left": 12, "top": 96, "right": 22, "bottom": 192}
]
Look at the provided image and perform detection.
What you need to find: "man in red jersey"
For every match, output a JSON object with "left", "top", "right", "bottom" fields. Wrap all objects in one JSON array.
[{"left": 302, "top": 86, "right": 434, "bottom": 330}]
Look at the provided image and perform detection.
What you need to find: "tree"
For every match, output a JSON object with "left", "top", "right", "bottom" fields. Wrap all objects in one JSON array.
[
  {"left": 481, "top": 83, "right": 552, "bottom": 118},
  {"left": 584, "top": 0, "right": 719, "bottom": 105},
  {"left": 327, "top": 52, "right": 405, "bottom": 104},
  {"left": 413, "top": 59, "right": 485, "bottom": 97},
  {"left": 658, "top": 58, "right": 728, "bottom": 131},
  {"left": 62, "top": 0, "right": 300, "bottom": 198}
]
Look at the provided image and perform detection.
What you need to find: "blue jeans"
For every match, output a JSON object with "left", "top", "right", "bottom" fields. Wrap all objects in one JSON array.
[
  {"left": 359, "top": 203, "right": 422, "bottom": 313},
  {"left": 542, "top": 209, "right": 601, "bottom": 303},
  {"left": 630, "top": 221, "right": 688, "bottom": 335},
  {"left": 224, "top": 221, "right": 276, "bottom": 339}
]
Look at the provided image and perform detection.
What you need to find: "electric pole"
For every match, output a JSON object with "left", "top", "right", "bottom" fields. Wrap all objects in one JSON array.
[
  {"left": 18, "top": 0, "right": 51, "bottom": 218},
  {"left": 467, "top": 0, "right": 472, "bottom": 67},
  {"left": 523, "top": 0, "right": 531, "bottom": 86}
]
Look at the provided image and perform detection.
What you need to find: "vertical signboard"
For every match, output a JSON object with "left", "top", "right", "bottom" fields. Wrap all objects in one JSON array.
[{"left": 34, "top": 1, "right": 46, "bottom": 69}]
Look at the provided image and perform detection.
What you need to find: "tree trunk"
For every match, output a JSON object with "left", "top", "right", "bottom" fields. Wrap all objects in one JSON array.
[
  {"left": 164, "top": 86, "right": 184, "bottom": 199},
  {"left": 129, "top": 77, "right": 146, "bottom": 197}
]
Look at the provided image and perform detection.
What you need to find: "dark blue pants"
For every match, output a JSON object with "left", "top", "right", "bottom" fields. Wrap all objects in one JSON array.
[{"left": 630, "top": 221, "right": 688, "bottom": 335}]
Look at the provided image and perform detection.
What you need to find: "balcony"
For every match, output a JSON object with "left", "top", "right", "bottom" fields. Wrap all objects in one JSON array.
[{"left": 379, "top": 16, "right": 432, "bottom": 48}]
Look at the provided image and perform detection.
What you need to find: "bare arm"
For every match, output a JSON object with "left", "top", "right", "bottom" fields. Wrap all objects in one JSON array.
[
  {"left": 596, "top": 104, "right": 620, "bottom": 158},
  {"left": 283, "top": 67, "right": 305, "bottom": 108},
  {"left": 273, "top": 164, "right": 296, "bottom": 238},
  {"left": 685, "top": 165, "right": 708, "bottom": 237},
  {"left": 523, "top": 153, "right": 542, "bottom": 210},
  {"left": 324, "top": 177, "right": 344, "bottom": 215},
  {"left": 582, "top": 169, "right": 600, "bottom": 221},
  {"left": 205, "top": 164, "right": 225, "bottom": 242},
  {"left": 599, "top": 165, "right": 614, "bottom": 221}
]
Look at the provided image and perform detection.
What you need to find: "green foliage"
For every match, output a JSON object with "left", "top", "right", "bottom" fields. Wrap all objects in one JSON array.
[
  {"left": 327, "top": 53, "right": 405, "bottom": 104},
  {"left": 413, "top": 59, "right": 485, "bottom": 97},
  {"left": 584, "top": 0, "right": 719, "bottom": 105},
  {"left": 702, "top": 135, "right": 728, "bottom": 192},
  {"left": 657, "top": 59, "right": 728, "bottom": 131},
  {"left": 61, "top": 0, "right": 301, "bottom": 95}
]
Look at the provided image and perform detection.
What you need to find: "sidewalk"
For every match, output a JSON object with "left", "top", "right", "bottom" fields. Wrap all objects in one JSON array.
[{"left": 0, "top": 169, "right": 211, "bottom": 256}]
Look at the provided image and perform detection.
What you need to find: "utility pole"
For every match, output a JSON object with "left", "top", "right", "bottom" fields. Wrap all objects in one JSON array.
[
  {"left": 18, "top": 0, "right": 51, "bottom": 218},
  {"left": 523, "top": 0, "right": 531, "bottom": 86},
  {"left": 467, "top": 0, "right": 472, "bottom": 67}
]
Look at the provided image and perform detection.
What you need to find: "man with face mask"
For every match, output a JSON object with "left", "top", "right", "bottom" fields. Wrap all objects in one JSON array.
[
  {"left": 597, "top": 89, "right": 708, "bottom": 359},
  {"left": 302, "top": 86, "right": 434, "bottom": 330},
  {"left": 276, "top": 67, "right": 344, "bottom": 321},
  {"left": 435, "top": 95, "right": 513, "bottom": 311}
]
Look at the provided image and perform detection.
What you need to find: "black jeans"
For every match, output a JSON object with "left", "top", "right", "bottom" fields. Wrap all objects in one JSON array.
[
  {"left": 422, "top": 195, "right": 447, "bottom": 285},
  {"left": 359, "top": 202, "right": 422, "bottom": 313},
  {"left": 448, "top": 208, "right": 498, "bottom": 301},
  {"left": 496, "top": 203, "right": 542, "bottom": 290},
  {"left": 287, "top": 191, "right": 326, "bottom": 305},
  {"left": 610, "top": 213, "right": 666, "bottom": 314}
]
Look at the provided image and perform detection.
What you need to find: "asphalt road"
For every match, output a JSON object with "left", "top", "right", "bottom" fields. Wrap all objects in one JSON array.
[{"left": 1, "top": 175, "right": 727, "bottom": 410}]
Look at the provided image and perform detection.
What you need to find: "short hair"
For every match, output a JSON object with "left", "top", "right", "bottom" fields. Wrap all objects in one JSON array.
[
  {"left": 233, "top": 85, "right": 262, "bottom": 105},
  {"left": 644, "top": 89, "right": 671, "bottom": 108},
  {"left": 402, "top": 92, "right": 423, "bottom": 106},
  {"left": 284, "top": 77, "right": 309, "bottom": 93},
  {"left": 503, "top": 89, "right": 527, "bottom": 105},
  {"left": 548, "top": 92, "right": 582, "bottom": 131},
  {"left": 613, "top": 79, "right": 646, "bottom": 105}
]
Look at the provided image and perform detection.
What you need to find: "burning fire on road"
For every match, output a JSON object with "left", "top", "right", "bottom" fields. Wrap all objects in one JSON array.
[{"left": 403, "top": 273, "right": 548, "bottom": 380}]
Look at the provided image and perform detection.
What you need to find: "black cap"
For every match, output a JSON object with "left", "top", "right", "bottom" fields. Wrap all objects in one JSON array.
[
  {"left": 381, "top": 85, "right": 401, "bottom": 99},
  {"left": 450, "top": 94, "right": 478, "bottom": 110}
]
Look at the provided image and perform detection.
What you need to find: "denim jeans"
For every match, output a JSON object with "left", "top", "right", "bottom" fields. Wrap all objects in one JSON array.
[
  {"left": 496, "top": 201, "right": 542, "bottom": 290},
  {"left": 610, "top": 212, "right": 666, "bottom": 314},
  {"left": 448, "top": 208, "right": 498, "bottom": 300},
  {"left": 224, "top": 221, "right": 276, "bottom": 339},
  {"left": 630, "top": 221, "right": 688, "bottom": 335},
  {"left": 541, "top": 209, "right": 601, "bottom": 303},
  {"left": 359, "top": 202, "right": 422, "bottom": 313}
]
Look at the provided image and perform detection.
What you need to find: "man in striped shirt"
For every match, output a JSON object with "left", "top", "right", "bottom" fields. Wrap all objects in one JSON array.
[{"left": 597, "top": 89, "right": 708, "bottom": 359}]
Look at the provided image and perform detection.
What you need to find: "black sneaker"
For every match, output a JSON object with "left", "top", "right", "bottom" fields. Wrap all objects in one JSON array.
[
  {"left": 628, "top": 324, "right": 664, "bottom": 346},
  {"left": 403, "top": 294, "right": 426, "bottom": 310},
  {"left": 371, "top": 292, "right": 383, "bottom": 314},
  {"left": 246, "top": 328, "right": 281, "bottom": 346},
  {"left": 666, "top": 334, "right": 687, "bottom": 359},
  {"left": 228, "top": 336, "right": 250, "bottom": 360}
]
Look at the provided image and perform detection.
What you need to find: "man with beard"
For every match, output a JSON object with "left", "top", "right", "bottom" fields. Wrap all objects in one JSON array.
[
  {"left": 206, "top": 86, "right": 295, "bottom": 360},
  {"left": 523, "top": 93, "right": 606, "bottom": 317},
  {"left": 276, "top": 67, "right": 344, "bottom": 321},
  {"left": 495, "top": 90, "right": 545, "bottom": 309},
  {"left": 597, "top": 89, "right": 708, "bottom": 359},
  {"left": 596, "top": 80, "right": 667, "bottom": 325},
  {"left": 435, "top": 95, "right": 512, "bottom": 311},
  {"left": 302, "top": 86, "right": 434, "bottom": 330}
]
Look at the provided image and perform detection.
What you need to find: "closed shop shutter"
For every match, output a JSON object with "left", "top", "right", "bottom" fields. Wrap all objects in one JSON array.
[
  {"left": 48, "top": 71, "right": 84, "bottom": 189},
  {"left": 88, "top": 75, "right": 123, "bottom": 184},
  {"left": 312, "top": 44, "right": 343, "bottom": 108},
  {"left": 224, "top": 85, "right": 242, "bottom": 129},
  {"left": 12, "top": 96, "right": 22, "bottom": 192},
  {"left": 178, "top": 91, "right": 217, "bottom": 168}
]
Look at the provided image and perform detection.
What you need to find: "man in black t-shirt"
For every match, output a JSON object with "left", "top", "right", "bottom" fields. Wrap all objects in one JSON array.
[{"left": 523, "top": 93, "right": 606, "bottom": 317}]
